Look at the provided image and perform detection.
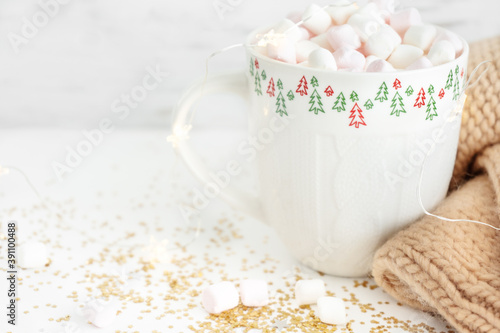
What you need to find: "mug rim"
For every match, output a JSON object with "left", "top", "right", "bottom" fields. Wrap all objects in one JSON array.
[{"left": 245, "top": 25, "right": 469, "bottom": 76}]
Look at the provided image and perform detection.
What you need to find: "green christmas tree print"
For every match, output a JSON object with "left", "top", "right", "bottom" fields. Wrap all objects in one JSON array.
[
  {"left": 453, "top": 70, "right": 460, "bottom": 100},
  {"left": 364, "top": 99, "right": 374, "bottom": 110},
  {"left": 287, "top": 90, "right": 295, "bottom": 101},
  {"left": 375, "top": 82, "right": 389, "bottom": 103},
  {"left": 249, "top": 58, "right": 254, "bottom": 76},
  {"left": 254, "top": 70, "right": 262, "bottom": 95},
  {"left": 275, "top": 91, "right": 287, "bottom": 117},
  {"left": 425, "top": 96, "right": 437, "bottom": 120},
  {"left": 405, "top": 85, "right": 414, "bottom": 96},
  {"left": 332, "top": 92, "right": 346, "bottom": 112},
  {"left": 277, "top": 79, "right": 283, "bottom": 90},
  {"left": 390, "top": 91, "right": 406, "bottom": 117},
  {"left": 455, "top": 65, "right": 459, "bottom": 75},
  {"left": 308, "top": 89, "right": 324, "bottom": 115},
  {"left": 350, "top": 91, "right": 359, "bottom": 102},
  {"left": 349, "top": 103, "right": 366, "bottom": 128},
  {"left": 261, "top": 70, "right": 267, "bottom": 80},
  {"left": 311, "top": 76, "right": 319, "bottom": 87},
  {"left": 428, "top": 84, "right": 435, "bottom": 95},
  {"left": 445, "top": 70, "right": 453, "bottom": 90}
]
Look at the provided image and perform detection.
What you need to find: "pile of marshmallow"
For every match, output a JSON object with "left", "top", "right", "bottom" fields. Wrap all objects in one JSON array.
[
  {"left": 255, "top": 0, "right": 464, "bottom": 72},
  {"left": 202, "top": 279, "right": 346, "bottom": 325}
]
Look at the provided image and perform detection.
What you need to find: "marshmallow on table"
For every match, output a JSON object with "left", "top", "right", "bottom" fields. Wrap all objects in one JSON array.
[
  {"left": 333, "top": 47, "right": 366, "bottom": 71},
  {"left": 239, "top": 279, "right": 269, "bottom": 307},
  {"left": 433, "top": 30, "right": 464, "bottom": 56},
  {"left": 317, "top": 297, "right": 347, "bottom": 325},
  {"left": 326, "top": 25, "right": 361, "bottom": 50},
  {"left": 310, "top": 33, "right": 335, "bottom": 52},
  {"left": 308, "top": 48, "right": 337, "bottom": 70},
  {"left": 302, "top": 4, "right": 332, "bottom": 35},
  {"left": 427, "top": 40, "right": 456, "bottom": 66},
  {"left": 366, "top": 59, "right": 395, "bottom": 72},
  {"left": 296, "top": 40, "right": 321, "bottom": 63},
  {"left": 387, "top": 44, "right": 424, "bottom": 69},
  {"left": 325, "top": 0, "right": 358, "bottom": 25},
  {"left": 403, "top": 24, "right": 437, "bottom": 51},
  {"left": 390, "top": 8, "right": 422, "bottom": 36},
  {"left": 406, "top": 56, "right": 433, "bottom": 70},
  {"left": 267, "top": 37, "right": 296, "bottom": 64},
  {"left": 348, "top": 13, "right": 381, "bottom": 42},
  {"left": 84, "top": 299, "right": 119, "bottom": 328},
  {"left": 295, "top": 279, "right": 326, "bottom": 305},
  {"left": 18, "top": 241, "right": 47, "bottom": 269},
  {"left": 202, "top": 281, "right": 239, "bottom": 314}
]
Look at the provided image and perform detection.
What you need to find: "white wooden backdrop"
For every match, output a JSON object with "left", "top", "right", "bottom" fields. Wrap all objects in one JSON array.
[{"left": 0, "top": 0, "right": 498, "bottom": 128}]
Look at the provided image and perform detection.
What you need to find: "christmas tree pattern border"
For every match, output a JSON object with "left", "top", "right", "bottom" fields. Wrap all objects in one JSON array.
[{"left": 248, "top": 57, "right": 465, "bottom": 126}]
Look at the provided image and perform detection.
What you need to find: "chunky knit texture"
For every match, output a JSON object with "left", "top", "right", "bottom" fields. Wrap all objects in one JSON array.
[{"left": 372, "top": 36, "right": 500, "bottom": 333}]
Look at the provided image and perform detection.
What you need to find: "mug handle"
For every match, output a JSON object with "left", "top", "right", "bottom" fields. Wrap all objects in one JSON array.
[{"left": 171, "top": 71, "right": 265, "bottom": 221}]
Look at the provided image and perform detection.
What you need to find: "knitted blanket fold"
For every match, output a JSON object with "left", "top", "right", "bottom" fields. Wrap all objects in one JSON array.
[{"left": 372, "top": 36, "right": 500, "bottom": 333}]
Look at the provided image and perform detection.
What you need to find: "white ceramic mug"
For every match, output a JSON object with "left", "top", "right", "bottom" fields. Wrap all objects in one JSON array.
[{"left": 173, "top": 28, "right": 469, "bottom": 277}]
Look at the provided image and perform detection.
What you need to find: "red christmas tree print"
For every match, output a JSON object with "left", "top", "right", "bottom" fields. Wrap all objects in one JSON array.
[
  {"left": 393, "top": 78, "right": 402, "bottom": 90},
  {"left": 324, "top": 86, "right": 334, "bottom": 97},
  {"left": 349, "top": 103, "right": 366, "bottom": 128},
  {"left": 439, "top": 88, "right": 445, "bottom": 99},
  {"left": 296, "top": 76, "right": 308, "bottom": 96},
  {"left": 267, "top": 78, "right": 275, "bottom": 97},
  {"left": 414, "top": 88, "right": 426, "bottom": 108},
  {"left": 255, "top": 59, "right": 259, "bottom": 69},
  {"left": 461, "top": 68, "right": 464, "bottom": 78}
]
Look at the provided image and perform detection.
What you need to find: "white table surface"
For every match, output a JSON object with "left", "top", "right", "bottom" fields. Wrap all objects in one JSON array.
[{"left": 0, "top": 128, "right": 456, "bottom": 333}]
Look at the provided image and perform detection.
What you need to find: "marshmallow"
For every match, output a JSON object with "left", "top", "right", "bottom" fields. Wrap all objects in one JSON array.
[
  {"left": 427, "top": 40, "right": 455, "bottom": 66},
  {"left": 348, "top": 13, "right": 381, "bottom": 42},
  {"left": 286, "top": 11, "right": 302, "bottom": 24},
  {"left": 364, "top": 55, "right": 380, "bottom": 70},
  {"left": 296, "top": 40, "right": 321, "bottom": 63},
  {"left": 310, "top": 33, "right": 335, "bottom": 52},
  {"left": 325, "top": 0, "right": 358, "bottom": 25},
  {"left": 366, "top": 59, "right": 395, "bottom": 72},
  {"left": 317, "top": 297, "right": 347, "bottom": 325},
  {"left": 326, "top": 25, "right": 361, "bottom": 50},
  {"left": 18, "top": 241, "right": 47, "bottom": 268},
  {"left": 202, "top": 281, "right": 239, "bottom": 314},
  {"left": 390, "top": 8, "right": 422, "bottom": 36},
  {"left": 274, "top": 19, "right": 304, "bottom": 43},
  {"left": 295, "top": 279, "right": 326, "bottom": 305},
  {"left": 388, "top": 44, "right": 424, "bottom": 69},
  {"left": 333, "top": 47, "right": 366, "bottom": 71},
  {"left": 267, "top": 37, "right": 296, "bottom": 64},
  {"left": 433, "top": 30, "right": 464, "bottom": 56},
  {"left": 239, "top": 279, "right": 269, "bottom": 307},
  {"left": 356, "top": 3, "right": 386, "bottom": 25},
  {"left": 83, "top": 299, "right": 119, "bottom": 328},
  {"left": 406, "top": 56, "right": 433, "bottom": 70},
  {"left": 372, "top": 0, "right": 395, "bottom": 14},
  {"left": 302, "top": 4, "right": 332, "bottom": 35},
  {"left": 365, "top": 29, "right": 398, "bottom": 59},
  {"left": 403, "top": 24, "right": 437, "bottom": 51},
  {"left": 308, "top": 48, "right": 337, "bottom": 70},
  {"left": 299, "top": 28, "right": 311, "bottom": 41}
]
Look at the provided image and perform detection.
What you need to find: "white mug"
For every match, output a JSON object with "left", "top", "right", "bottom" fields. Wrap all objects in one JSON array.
[{"left": 172, "top": 27, "right": 469, "bottom": 277}]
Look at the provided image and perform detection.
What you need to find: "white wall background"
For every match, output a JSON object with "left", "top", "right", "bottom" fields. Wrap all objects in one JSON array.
[{"left": 0, "top": 0, "right": 499, "bottom": 129}]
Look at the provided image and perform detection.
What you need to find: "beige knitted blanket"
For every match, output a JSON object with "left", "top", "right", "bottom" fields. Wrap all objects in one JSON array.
[{"left": 372, "top": 37, "right": 500, "bottom": 333}]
